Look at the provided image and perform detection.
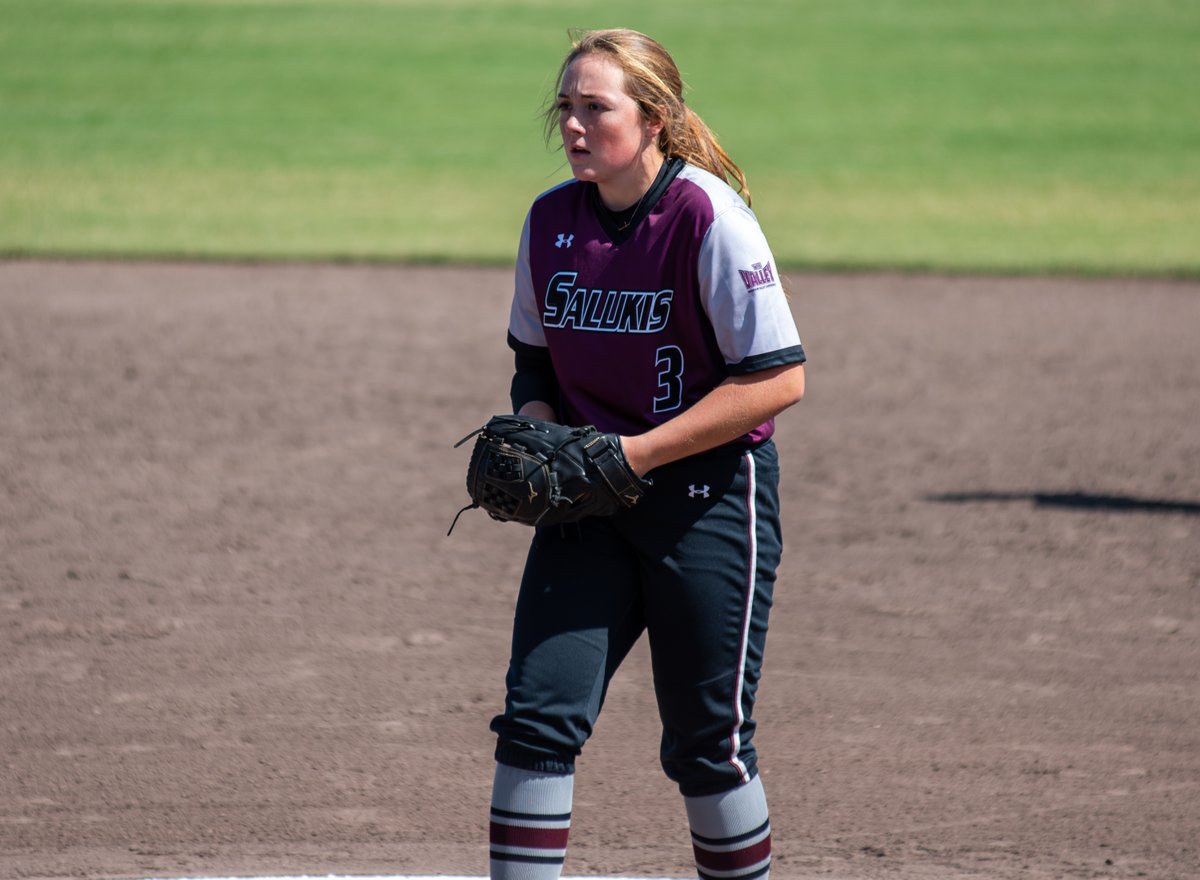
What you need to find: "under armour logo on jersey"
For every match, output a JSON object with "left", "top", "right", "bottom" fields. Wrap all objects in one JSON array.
[
  {"left": 555, "top": 233, "right": 574, "bottom": 249},
  {"left": 688, "top": 484, "right": 711, "bottom": 499}
]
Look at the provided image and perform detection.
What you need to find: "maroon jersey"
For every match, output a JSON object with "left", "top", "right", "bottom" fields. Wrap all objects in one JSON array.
[{"left": 508, "top": 162, "right": 804, "bottom": 444}]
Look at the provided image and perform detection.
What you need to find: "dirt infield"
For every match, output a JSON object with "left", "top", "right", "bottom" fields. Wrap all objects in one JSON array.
[{"left": 2, "top": 261, "right": 1197, "bottom": 880}]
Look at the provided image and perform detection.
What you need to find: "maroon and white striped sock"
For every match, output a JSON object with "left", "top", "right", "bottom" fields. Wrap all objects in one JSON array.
[
  {"left": 489, "top": 763, "right": 573, "bottom": 880},
  {"left": 685, "top": 774, "right": 772, "bottom": 880}
]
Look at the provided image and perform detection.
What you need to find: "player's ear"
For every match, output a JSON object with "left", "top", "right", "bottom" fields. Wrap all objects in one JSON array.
[{"left": 644, "top": 113, "right": 664, "bottom": 146}]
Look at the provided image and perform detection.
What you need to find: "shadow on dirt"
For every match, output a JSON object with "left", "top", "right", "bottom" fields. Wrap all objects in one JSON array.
[{"left": 926, "top": 491, "right": 1200, "bottom": 516}]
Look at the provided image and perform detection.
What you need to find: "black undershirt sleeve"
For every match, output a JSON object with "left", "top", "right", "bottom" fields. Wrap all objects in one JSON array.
[
  {"left": 507, "top": 331, "right": 560, "bottom": 416},
  {"left": 726, "top": 344, "right": 807, "bottom": 376}
]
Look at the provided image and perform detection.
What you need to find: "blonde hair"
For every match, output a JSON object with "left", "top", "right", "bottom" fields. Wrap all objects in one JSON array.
[{"left": 544, "top": 28, "right": 751, "bottom": 205}]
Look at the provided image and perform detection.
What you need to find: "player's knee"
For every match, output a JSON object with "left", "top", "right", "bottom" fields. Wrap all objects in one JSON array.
[
  {"left": 661, "top": 746, "right": 759, "bottom": 798},
  {"left": 491, "top": 711, "right": 588, "bottom": 775}
]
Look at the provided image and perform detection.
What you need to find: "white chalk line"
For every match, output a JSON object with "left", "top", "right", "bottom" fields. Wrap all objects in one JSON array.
[{"left": 144, "top": 876, "right": 677, "bottom": 880}]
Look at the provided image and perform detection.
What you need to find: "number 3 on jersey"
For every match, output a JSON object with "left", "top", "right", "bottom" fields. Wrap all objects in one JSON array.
[{"left": 653, "top": 345, "right": 684, "bottom": 413}]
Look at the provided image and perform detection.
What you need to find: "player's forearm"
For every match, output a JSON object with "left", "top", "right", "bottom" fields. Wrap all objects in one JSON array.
[
  {"left": 517, "top": 400, "right": 558, "bottom": 421},
  {"left": 620, "top": 363, "right": 805, "bottom": 477}
]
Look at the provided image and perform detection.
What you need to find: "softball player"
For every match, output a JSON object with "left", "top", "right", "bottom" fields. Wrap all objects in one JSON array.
[{"left": 488, "top": 29, "right": 805, "bottom": 880}]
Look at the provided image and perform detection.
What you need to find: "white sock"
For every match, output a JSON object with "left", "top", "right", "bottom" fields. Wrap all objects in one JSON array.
[
  {"left": 685, "top": 774, "right": 772, "bottom": 880},
  {"left": 489, "top": 763, "right": 574, "bottom": 880}
]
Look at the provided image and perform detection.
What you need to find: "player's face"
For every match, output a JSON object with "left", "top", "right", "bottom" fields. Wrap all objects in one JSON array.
[{"left": 557, "top": 53, "right": 663, "bottom": 209}]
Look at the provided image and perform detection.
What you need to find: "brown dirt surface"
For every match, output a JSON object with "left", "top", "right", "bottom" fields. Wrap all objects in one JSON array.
[{"left": 2, "top": 260, "right": 1198, "bottom": 880}]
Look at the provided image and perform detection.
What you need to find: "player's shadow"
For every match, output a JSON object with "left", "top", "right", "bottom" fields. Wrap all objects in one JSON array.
[{"left": 926, "top": 491, "right": 1200, "bottom": 516}]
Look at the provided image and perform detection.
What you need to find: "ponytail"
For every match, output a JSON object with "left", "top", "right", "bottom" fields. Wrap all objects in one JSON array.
[{"left": 674, "top": 104, "right": 751, "bottom": 206}]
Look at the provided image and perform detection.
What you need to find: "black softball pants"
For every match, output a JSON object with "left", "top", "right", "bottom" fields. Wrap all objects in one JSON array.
[{"left": 490, "top": 440, "right": 783, "bottom": 798}]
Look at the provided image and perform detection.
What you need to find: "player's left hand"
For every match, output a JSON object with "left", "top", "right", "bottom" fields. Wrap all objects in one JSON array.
[{"left": 449, "top": 415, "right": 648, "bottom": 533}]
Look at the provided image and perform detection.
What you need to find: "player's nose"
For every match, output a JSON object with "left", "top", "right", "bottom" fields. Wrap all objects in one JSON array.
[{"left": 561, "top": 113, "right": 585, "bottom": 136}]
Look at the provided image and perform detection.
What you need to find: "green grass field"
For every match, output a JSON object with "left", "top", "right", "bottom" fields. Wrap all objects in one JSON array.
[{"left": 2, "top": 0, "right": 1198, "bottom": 274}]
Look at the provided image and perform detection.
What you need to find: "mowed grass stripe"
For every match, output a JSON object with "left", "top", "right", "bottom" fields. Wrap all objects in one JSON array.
[{"left": 2, "top": 0, "right": 1197, "bottom": 273}]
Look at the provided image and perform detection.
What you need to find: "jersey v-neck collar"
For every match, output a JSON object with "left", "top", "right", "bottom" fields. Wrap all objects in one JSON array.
[{"left": 589, "top": 156, "right": 685, "bottom": 244}]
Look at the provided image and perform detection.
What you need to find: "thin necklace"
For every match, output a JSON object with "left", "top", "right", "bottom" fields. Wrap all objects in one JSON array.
[{"left": 615, "top": 188, "right": 648, "bottom": 231}]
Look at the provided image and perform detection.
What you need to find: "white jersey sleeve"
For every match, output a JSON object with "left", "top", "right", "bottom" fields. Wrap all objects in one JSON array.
[
  {"left": 508, "top": 208, "right": 546, "bottom": 347},
  {"left": 696, "top": 197, "right": 803, "bottom": 374}
]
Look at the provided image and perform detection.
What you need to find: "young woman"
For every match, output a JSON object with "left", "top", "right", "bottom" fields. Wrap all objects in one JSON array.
[{"left": 488, "top": 29, "right": 806, "bottom": 880}]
